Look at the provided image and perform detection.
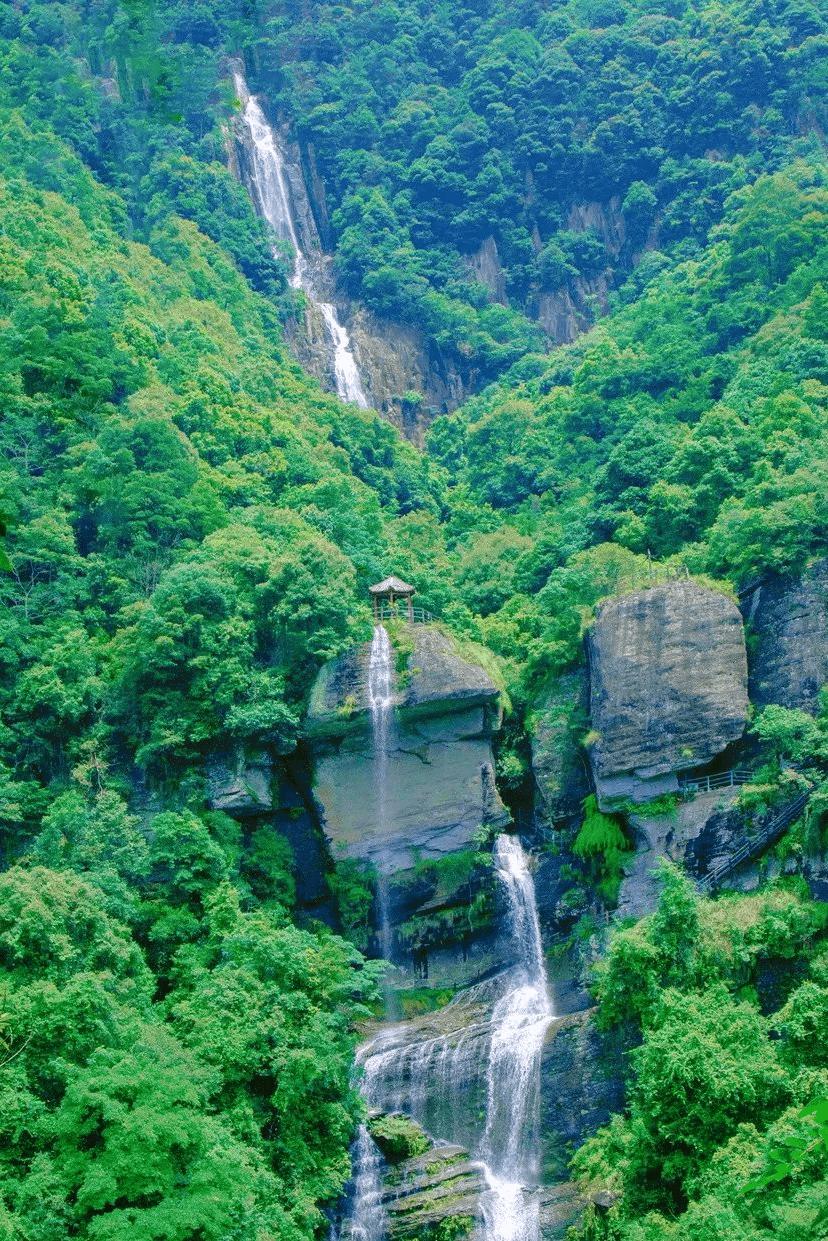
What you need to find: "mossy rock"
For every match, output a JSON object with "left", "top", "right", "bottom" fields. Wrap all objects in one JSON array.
[
  {"left": 410, "top": 1216, "right": 476, "bottom": 1241},
  {"left": 368, "top": 1113, "right": 431, "bottom": 1164}
]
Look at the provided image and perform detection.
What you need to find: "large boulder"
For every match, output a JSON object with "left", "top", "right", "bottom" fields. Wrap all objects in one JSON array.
[
  {"left": 306, "top": 627, "right": 509, "bottom": 873},
  {"left": 588, "top": 582, "right": 748, "bottom": 809},
  {"left": 206, "top": 748, "right": 274, "bottom": 814},
  {"left": 744, "top": 558, "right": 828, "bottom": 712}
]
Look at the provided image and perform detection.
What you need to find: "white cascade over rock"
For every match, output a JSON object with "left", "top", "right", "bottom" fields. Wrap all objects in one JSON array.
[
  {"left": 232, "top": 70, "right": 368, "bottom": 408},
  {"left": 369, "top": 624, "right": 394, "bottom": 955},
  {"left": 479, "top": 835, "right": 555, "bottom": 1241},
  {"left": 350, "top": 835, "right": 553, "bottom": 1241},
  {"left": 338, "top": 1124, "right": 387, "bottom": 1241}
]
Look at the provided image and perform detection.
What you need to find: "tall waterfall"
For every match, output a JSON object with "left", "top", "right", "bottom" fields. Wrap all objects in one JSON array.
[
  {"left": 354, "top": 834, "right": 553, "bottom": 1241},
  {"left": 479, "top": 836, "right": 554, "bottom": 1241},
  {"left": 232, "top": 71, "right": 369, "bottom": 408},
  {"left": 335, "top": 626, "right": 397, "bottom": 1241},
  {"left": 368, "top": 624, "right": 394, "bottom": 958}
]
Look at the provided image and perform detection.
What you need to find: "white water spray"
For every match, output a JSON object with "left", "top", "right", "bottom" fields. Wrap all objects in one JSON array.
[
  {"left": 339, "top": 1125, "right": 386, "bottom": 1241},
  {"left": 233, "top": 71, "right": 369, "bottom": 407},
  {"left": 479, "top": 835, "right": 554, "bottom": 1241},
  {"left": 353, "top": 835, "right": 554, "bottom": 1241}
]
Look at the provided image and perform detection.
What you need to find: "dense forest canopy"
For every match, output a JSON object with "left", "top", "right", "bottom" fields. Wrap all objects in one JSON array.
[{"left": 0, "top": 0, "right": 828, "bottom": 1237}]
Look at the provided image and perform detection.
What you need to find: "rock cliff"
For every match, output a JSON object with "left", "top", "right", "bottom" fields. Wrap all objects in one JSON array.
[
  {"left": 615, "top": 787, "right": 743, "bottom": 918},
  {"left": 462, "top": 236, "right": 508, "bottom": 305},
  {"left": 588, "top": 582, "right": 748, "bottom": 809},
  {"left": 539, "top": 1010, "right": 625, "bottom": 1181},
  {"left": 307, "top": 627, "right": 509, "bottom": 875},
  {"left": 744, "top": 558, "right": 828, "bottom": 712}
]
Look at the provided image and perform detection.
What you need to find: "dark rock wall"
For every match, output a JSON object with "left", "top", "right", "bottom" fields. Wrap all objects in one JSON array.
[
  {"left": 540, "top": 1011, "right": 626, "bottom": 1180},
  {"left": 744, "top": 558, "right": 828, "bottom": 712}
]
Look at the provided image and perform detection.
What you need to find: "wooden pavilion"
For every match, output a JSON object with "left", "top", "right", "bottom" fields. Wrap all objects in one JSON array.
[{"left": 369, "top": 575, "right": 415, "bottom": 620}]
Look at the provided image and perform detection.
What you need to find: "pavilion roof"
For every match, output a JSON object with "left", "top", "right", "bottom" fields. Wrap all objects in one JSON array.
[{"left": 368, "top": 575, "right": 415, "bottom": 596}]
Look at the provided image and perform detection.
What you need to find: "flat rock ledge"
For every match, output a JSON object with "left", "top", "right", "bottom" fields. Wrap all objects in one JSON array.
[{"left": 306, "top": 627, "right": 500, "bottom": 738}]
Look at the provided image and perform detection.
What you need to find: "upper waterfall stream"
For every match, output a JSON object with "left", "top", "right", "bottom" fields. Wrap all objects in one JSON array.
[
  {"left": 233, "top": 71, "right": 369, "bottom": 408},
  {"left": 369, "top": 624, "right": 394, "bottom": 959}
]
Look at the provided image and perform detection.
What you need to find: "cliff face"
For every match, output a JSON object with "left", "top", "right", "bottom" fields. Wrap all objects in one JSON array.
[
  {"left": 306, "top": 628, "right": 509, "bottom": 874},
  {"left": 348, "top": 310, "right": 470, "bottom": 435},
  {"left": 588, "top": 582, "right": 748, "bottom": 808},
  {"left": 745, "top": 558, "right": 828, "bottom": 712}
]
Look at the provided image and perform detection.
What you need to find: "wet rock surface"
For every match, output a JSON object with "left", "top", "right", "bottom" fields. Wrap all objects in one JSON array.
[
  {"left": 744, "top": 558, "right": 828, "bottom": 712},
  {"left": 588, "top": 583, "right": 748, "bottom": 809},
  {"left": 383, "top": 1144, "right": 487, "bottom": 1241},
  {"left": 539, "top": 1011, "right": 626, "bottom": 1181}
]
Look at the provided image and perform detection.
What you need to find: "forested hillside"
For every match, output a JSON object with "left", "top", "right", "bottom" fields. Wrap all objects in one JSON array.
[{"left": 1, "top": 0, "right": 828, "bottom": 1238}]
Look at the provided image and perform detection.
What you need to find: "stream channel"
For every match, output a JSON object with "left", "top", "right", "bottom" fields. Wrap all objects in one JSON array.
[{"left": 232, "top": 70, "right": 369, "bottom": 408}]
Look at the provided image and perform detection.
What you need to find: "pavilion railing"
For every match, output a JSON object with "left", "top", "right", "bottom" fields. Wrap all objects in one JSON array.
[{"left": 374, "top": 604, "right": 434, "bottom": 624}]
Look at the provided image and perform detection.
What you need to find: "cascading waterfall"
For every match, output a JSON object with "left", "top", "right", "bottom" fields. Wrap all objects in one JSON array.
[
  {"left": 353, "top": 834, "right": 553, "bottom": 1241},
  {"left": 232, "top": 71, "right": 369, "bottom": 408},
  {"left": 479, "top": 835, "right": 554, "bottom": 1241},
  {"left": 335, "top": 626, "right": 396, "bottom": 1241},
  {"left": 339, "top": 1125, "right": 387, "bottom": 1241}
]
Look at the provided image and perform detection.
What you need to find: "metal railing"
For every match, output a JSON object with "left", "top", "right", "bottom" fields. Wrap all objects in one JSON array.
[
  {"left": 679, "top": 769, "right": 755, "bottom": 793},
  {"left": 374, "top": 604, "right": 434, "bottom": 624},
  {"left": 695, "top": 790, "right": 811, "bottom": 894}
]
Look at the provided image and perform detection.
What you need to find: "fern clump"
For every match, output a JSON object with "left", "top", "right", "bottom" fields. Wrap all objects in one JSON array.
[{"left": 573, "top": 795, "right": 633, "bottom": 904}]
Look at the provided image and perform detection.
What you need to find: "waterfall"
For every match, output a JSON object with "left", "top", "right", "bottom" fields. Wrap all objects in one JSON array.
[
  {"left": 232, "top": 71, "right": 369, "bottom": 408},
  {"left": 368, "top": 624, "right": 394, "bottom": 957},
  {"left": 344, "top": 635, "right": 554, "bottom": 1241},
  {"left": 354, "top": 835, "right": 553, "bottom": 1241},
  {"left": 338, "top": 1125, "right": 387, "bottom": 1241},
  {"left": 336, "top": 627, "right": 397, "bottom": 1241},
  {"left": 479, "top": 835, "right": 554, "bottom": 1241}
]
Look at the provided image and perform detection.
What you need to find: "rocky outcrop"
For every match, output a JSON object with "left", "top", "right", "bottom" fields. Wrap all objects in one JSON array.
[
  {"left": 588, "top": 583, "right": 748, "bottom": 809},
  {"left": 383, "top": 1143, "right": 486, "bottom": 1241},
  {"left": 616, "top": 786, "right": 742, "bottom": 918},
  {"left": 307, "top": 627, "right": 508, "bottom": 874},
  {"left": 462, "top": 236, "right": 508, "bottom": 305},
  {"left": 744, "top": 558, "right": 828, "bottom": 712},
  {"left": 205, "top": 748, "right": 335, "bottom": 917},
  {"left": 567, "top": 198, "right": 626, "bottom": 255},
  {"left": 349, "top": 310, "right": 470, "bottom": 434},
  {"left": 535, "top": 277, "right": 611, "bottom": 344},
  {"left": 532, "top": 198, "right": 626, "bottom": 343},
  {"left": 540, "top": 1010, "right": 626, "bottom": 1181},
  {"left": 207, "top": 748, "right": 274, "bottom": 814}
]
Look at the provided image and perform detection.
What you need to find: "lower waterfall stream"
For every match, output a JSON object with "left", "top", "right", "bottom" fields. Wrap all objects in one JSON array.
[
  {"left": 479, "top": 836, "right": 554, "bottom": 1241},
  {"left": 346, "top": 833, "right": 554, "bottom": 1241}
]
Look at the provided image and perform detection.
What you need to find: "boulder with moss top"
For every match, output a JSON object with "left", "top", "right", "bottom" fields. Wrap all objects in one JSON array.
[
  {"left": 306, "top": 627, "right": 509, "bottom": 873},
  {"left": 587, "top": 582, "right": 748, "bottom": 810}
]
